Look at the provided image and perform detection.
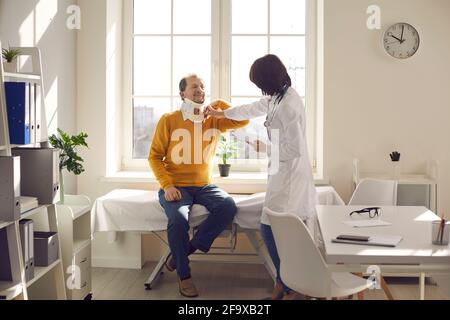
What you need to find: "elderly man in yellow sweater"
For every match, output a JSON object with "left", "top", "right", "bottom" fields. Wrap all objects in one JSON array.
[{"left": 148, "top": 74, "right": 249, "bottom": 297}]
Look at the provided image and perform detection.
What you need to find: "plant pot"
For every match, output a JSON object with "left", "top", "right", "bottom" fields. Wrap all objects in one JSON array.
[
  {"left": 3, "top": 60, "right": 18, "bottom": 73},
  {"left": 218, "top": 164, "right": 231, "bottom": 177}
]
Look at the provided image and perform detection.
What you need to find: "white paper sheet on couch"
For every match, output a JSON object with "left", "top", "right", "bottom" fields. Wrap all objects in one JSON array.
[
  {"left": 91, "top": 190, "right": 267, "bottom": 235},
  {"left": 91, "top": 186, "right": 344, "bottom": 240}
]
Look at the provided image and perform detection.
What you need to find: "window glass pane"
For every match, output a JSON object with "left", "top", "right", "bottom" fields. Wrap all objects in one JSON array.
[
  {"left": 270, "top": 36, "right": 306, "bottom": 96},
  {"left": 134, "top": 0, "right": 171, "bottom": 34},
  {"left": 133, "top": 98, "right": 171, "bottom": 159},
  {"left": 231, "top": 37, "right": 267, "bottom": 96},
  {"left": 134, "top": 37, "right": 171, "bottom": 96},
  {"left": 232, "top": 0, "right": 268, "bottom": 34},
  {"left": 131, "top": 0, "right": 311, "bottom": 167},
  {"left": 270, "top": 0, "right": 306, "bottom": 34},
  {"left": 230, "top": 98, "right": 268, "bottom": 160},
  {"left": 173, "top": 36, "right": 211, "bottom": 96},
  {"left": 173, "top": 0, "right": 211, "bottom": 34}
]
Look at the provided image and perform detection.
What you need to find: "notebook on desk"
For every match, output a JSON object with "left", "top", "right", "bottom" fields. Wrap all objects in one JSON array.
[{"left": 332, "top": 234, "right": 403, "bottom": 247}]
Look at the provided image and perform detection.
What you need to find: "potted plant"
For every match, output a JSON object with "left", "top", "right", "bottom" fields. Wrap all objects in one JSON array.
[
  {"left": 216, "top": 135, "right": 237, "bottom": 177},
  {"left": 2, "top": 47, "right": 21, "bottom": 73},
  {"left": 48, "top": 128, "right": 89, "bottom": 204}
]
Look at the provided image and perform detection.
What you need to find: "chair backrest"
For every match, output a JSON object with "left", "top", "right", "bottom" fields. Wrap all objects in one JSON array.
[
  {"left": 265, "top": 207, "right": 331, "bottom": 298},
  {"left": 348, "top": 178, "right": 398, "bottom": 206}
]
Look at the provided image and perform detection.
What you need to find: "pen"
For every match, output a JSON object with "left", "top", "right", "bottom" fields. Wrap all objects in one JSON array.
[{"left": 439, "top": 215, "right": 446, "bottom": 244}]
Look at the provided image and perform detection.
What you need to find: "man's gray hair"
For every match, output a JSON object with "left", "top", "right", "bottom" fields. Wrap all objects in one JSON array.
[{"left": 179, "top": 73, "right": 199, "bottom": 92}]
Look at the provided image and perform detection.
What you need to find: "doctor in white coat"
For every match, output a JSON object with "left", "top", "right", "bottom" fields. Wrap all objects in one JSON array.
[{"left": 205, "top": 54, "right": 316, "bottom": 300}]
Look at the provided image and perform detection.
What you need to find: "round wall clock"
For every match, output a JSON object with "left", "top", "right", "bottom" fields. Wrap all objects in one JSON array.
[{"left": 383, "top": 23, "right": 420, "bottom": 59}]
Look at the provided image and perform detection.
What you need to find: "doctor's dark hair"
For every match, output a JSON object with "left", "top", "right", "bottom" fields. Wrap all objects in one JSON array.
[{"left": 249, "top": 54, "right": 291, "bottom": 97}]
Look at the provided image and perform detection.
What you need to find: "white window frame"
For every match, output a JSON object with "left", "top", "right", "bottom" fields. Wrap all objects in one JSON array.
[{"left": 122, "top": 0, "right": 318, "bottom": 172}]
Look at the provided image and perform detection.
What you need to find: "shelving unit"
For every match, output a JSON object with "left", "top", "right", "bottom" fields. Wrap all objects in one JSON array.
[
  {"left": 353, "top": 158, "right": 439, "bottom": 213},
  {"left": 0, "top": 282, "right": 23, "bottom": 300},
  {"left": 20, "top": 205, "right": 47, "bottom": 220},
  {"left": 0, "top": 41, "right": 66, "bottom": 300},
  {"left": 3, "top": 72, "right": 41, "bottom": 82},
  {"left": 56, "top": 195, "right": 92, "bottom": 300}
]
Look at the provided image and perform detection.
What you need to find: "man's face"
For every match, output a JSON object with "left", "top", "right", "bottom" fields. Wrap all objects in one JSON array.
[{"left": 180, "top": 76, "right": 206, "bottom": 104}]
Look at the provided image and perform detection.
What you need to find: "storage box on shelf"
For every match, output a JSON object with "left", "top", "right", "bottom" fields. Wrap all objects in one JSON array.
[{"left": 0, "top": 156, "right": 20, "bottom": 221}]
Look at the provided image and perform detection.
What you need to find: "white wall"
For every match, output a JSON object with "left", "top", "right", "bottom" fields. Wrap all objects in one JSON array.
[
  {"left": 0, "top": 0, "right": 78, "bottom": 194},
  {"left": 76, "top": 0, "right": 137, "bottom": 267},
  {"left": 323, "top": 0, "right": 450, "bottom": 215}
]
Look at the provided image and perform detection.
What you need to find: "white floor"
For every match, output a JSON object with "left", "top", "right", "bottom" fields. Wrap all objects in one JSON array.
[{"left": 91, "top": 262, "right": 449, "bottom": 300}]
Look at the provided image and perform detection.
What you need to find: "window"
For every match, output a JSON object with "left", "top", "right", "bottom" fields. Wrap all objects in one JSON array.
[{"left": 123, "top": 0, "right": 316, "bottom": 171}]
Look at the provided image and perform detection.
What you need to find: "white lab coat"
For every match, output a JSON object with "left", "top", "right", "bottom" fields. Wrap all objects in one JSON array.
[{"left": 224, "top": 87, "right": 317, "bottom": 225}]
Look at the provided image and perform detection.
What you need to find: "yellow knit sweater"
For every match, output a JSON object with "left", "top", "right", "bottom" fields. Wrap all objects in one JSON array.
[{"left": 148, "top": 100, "right": 249, "bottom": 190}]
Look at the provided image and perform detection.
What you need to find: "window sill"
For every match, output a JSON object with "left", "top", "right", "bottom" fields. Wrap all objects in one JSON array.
[{"left": 101, "top": 171, "right": 329, "bottom": 186}]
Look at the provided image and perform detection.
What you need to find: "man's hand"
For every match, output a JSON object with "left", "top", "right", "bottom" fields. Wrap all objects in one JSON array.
[
  {"left": 246, "top": 139, "right": 267, "bottom": 153},
  {"left": 164, "top": 187, "right": 182, "bottom": 202},
  {"left": 204, "top": 105, "right": 225, "bottom": 119}
]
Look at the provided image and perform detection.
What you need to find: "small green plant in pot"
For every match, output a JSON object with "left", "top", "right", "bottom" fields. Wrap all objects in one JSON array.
[
  {"left": 2, "top": 47, "right": 21, "bottom": 73},
  {"left": 216, "top": 135, "right": 237, "bottom": 177},
  {"left": 49, "top": 128, "right": 89, "bottom": 204}
]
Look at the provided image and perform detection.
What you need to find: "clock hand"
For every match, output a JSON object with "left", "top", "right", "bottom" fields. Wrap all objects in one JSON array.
[
  {"left": 390, "top": 35, "right": 403, "bottom": 43},
  {"left": 400, "top": 25, "right": 405, "bottom": 42}
]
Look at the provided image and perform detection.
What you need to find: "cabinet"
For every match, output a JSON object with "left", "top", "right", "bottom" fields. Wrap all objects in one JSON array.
[
  {"left": 353, "top": 158, "right": 439, "bottom": 213},
  {"left": 56, "top": 195, "right": 92, "bottom": 300},
  {"left": 1, "top": 43, "right": 66, "bottom": 300}
]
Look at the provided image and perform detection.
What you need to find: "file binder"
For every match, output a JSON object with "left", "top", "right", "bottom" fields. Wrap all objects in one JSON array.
[
  {"left": 34, "top": 84, "right": 42, "bottom": 143},
  {"left": 29, "top": 84, "right": 35, "bottom": 144},
  {"left": 0, "top": 228, "right": 13, "bottom": 282},
  {"left": 5, "top": 82, "right": 30, "bottom": 145},
  {"left": 19, "top": 219, "right": 34, "bottom": 281},
  {"left": 0, "top": 156, "right": 21, "bottom": 221}
]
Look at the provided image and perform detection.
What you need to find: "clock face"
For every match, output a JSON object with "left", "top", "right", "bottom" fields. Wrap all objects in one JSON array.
[{"left": 383, "top": 23, "right": 420, "bottom": 59}]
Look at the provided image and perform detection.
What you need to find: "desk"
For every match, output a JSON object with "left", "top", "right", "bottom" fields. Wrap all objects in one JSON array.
[{"left": 316, "top": 205, "right": 450, "bottom": 299}]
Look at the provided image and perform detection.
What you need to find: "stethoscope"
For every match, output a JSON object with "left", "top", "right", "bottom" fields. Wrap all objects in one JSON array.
[
  {"left": 264, "top": 99, "right": 281, "bottom": 142},
  {"left": 263, "top": 85, "right": 288, "bottom": 129},
  {"left": 264, "top": 102, "right": 278, "bottom": 129}
]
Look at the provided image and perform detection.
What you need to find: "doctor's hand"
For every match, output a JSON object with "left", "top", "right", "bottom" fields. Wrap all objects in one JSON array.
[
  {"left": 204, "top": 105, "right": 225, "bottom": 119},
  {"left": 246, "top": 139, "right": 267, "bottom": 153},
  {"left": 164, "top": 187, "right": 182, "bottom": 202}
]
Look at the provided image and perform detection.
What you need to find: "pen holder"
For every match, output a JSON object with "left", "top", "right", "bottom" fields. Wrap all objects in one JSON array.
[{"left": 431, "top": 220, "right": 450, "bottom": 245}]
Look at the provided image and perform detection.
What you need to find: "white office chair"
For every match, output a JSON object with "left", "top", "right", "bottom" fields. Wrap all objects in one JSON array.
[
  {"left": 349, "top": 178, "right": 398, "bottom": 206},
  {"left": 348, "top": 178, "right": 398, "bottom": 300},
  {"left": 265, "top": 207, "right": 371, "bottom": 299}
]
